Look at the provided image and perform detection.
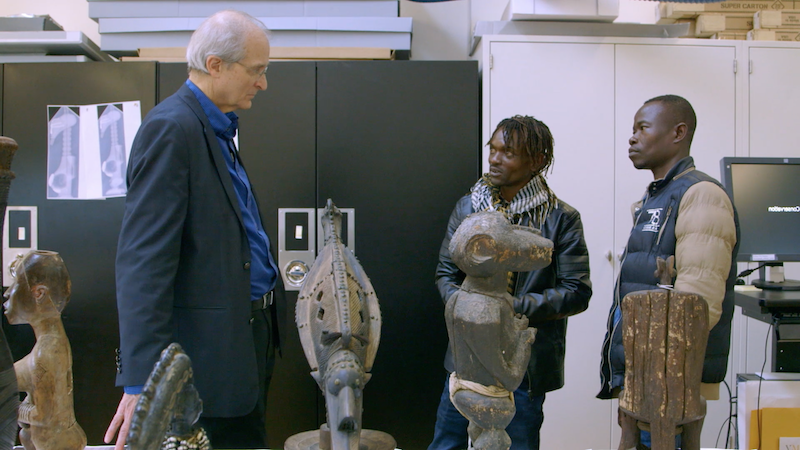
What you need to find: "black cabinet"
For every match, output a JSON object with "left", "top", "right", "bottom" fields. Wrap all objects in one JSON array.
[
  {"left": 2, "top": 60, "right": 479, "bottom": 449},
  {"left": 1, "top": 61, "right": 158, "bottom": 443}
]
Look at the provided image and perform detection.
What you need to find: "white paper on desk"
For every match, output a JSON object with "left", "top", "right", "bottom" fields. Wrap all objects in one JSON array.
[{"left": 737, "top": 378, "right": 800, "bottom": 450}]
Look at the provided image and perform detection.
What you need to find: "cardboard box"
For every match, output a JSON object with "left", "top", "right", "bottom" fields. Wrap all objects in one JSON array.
[
  {"left": 754, "top": 9, "right": 800, "bottom": 28},
  {"left": 749, "top": 407, "right": 800, "bottom": 450},
  {"left": 657, "top": 2, "right": 704, "bottom": 23},
  {"left": 748, "top": 27, "right": 800, "bottom": 39},
  {"left": 724, "top": 14, "right": 755, "bottom": 30},
  {"left": 134, "top": 46, "right": 394, "bottom": 61},
  {"left": 696, "top": 13, "right": 726, "bottom": 36},
  {"left": 711, "top": 30, "right": 749, "bottom": 39},
  {"left": 704, "top": 1, "right": 797, "bottom": 14}
]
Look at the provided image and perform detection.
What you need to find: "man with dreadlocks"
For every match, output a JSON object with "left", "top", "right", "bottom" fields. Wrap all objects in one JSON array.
[{"left": 428, "top": 115, "right": 592, "bottom": 450}]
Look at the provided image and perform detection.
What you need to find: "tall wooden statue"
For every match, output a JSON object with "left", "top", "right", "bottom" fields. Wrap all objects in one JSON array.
[
  {"left": 287, "top": 199, "right": 395, "bottom": 450},
  {"left": 4, "top": 250, "right": 86, "bottom": 450},
  {"left": 0, "top": 136, "right": 20, "bottom": 450},
  {"left": 446, "top": 211, "right": 552, "bottom": 450}
]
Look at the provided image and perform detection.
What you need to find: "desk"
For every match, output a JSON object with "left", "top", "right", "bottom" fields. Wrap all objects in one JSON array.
[
  {"left": 734, "top": 288, "right": 800, "bottom": 372},
  {"left": 737, "top": 373, "right": 800, "bottom": 450}
]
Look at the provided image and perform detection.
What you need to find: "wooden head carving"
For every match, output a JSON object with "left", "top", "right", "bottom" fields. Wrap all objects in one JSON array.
[
  {"left": 4, "top": 251, "right": 71, "bottom": 324},
  {"left": 449, "top": 211, "right": 553, "bottom": 279}
]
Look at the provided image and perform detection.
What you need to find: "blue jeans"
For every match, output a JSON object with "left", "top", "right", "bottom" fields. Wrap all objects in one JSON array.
[
  {"left": 640, "top": 430, "right": 681, "bottom": 449},
  {"left": 428, "top": 378, "right": 545, "bottom": 450}
]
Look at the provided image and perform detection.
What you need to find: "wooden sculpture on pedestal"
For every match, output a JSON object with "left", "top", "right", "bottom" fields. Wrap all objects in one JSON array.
[
  {"left": 286, "top": 199, "right": 395, "bottom": 450},
  {"left": 445, "top": 211, "right": 552, "bottom": 450},
  {"left": 0, "top": 136, "right": 20, "bottom": 450},
  {"left": 4, "top": 250, "right": 86, "bottom": 450}
]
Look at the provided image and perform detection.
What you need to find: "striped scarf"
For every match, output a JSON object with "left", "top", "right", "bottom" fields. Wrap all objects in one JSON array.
[{"left": 470, "top": 173, "right": 558, "bottom": 227}]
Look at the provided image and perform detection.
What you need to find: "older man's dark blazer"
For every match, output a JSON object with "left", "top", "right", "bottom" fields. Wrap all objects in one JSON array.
[{"left": 115, "top": 83, "right": 283, "bottom": 417}]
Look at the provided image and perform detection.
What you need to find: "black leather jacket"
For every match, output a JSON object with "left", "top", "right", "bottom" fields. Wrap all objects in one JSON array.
[{"left": 436, "top": 195, "right": 592, "bottom": 396}]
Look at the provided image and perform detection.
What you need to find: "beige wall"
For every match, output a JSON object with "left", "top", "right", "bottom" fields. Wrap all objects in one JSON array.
[{"left": 1, "top": 0, "right": 654, "bottom": 60}]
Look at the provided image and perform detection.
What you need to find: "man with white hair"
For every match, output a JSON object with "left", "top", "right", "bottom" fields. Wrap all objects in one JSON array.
[{"left": 104, "top": 10, "right": 282, "bottom": 449}]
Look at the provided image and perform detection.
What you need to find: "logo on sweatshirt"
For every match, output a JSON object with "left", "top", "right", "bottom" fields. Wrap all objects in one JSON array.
[{"left": 642, "top": 208, "right": 663, "bottom": 233}]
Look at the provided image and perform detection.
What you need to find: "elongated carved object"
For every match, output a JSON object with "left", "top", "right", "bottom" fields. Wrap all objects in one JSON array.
[{"left": 291, "top": 199, "right": 393, "bottom": 450}]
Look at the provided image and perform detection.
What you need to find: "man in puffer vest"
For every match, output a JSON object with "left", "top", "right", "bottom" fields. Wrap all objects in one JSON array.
[{"left": 598, "top": 95, "right": 740, "bottom": 448}]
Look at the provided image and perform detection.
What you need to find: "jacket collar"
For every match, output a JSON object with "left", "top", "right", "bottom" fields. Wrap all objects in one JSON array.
[
  {"left": 648, "top": 156, "right": 695, "bottom": 195},
  {"left": 174, "top": 83, "right": 245, "bottom": 228}
]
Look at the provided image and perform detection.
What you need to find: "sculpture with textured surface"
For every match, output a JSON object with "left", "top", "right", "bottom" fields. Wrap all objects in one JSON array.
[{"left": 445, "top": 211, "right": 552, "bottom": 450}]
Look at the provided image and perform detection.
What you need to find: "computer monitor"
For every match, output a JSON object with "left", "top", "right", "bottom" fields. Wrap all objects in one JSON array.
[{"left": 720, "top": 157, "right": 800, "bottom": 290}]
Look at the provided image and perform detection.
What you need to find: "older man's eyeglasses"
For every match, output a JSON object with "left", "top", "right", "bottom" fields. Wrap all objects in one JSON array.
[{"left": 234, "top": 61, "right": 268, "bottom": 78}]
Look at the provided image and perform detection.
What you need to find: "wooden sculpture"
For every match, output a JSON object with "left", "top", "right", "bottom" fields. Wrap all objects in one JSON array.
[
  {"left": 126, "top": 343, "right": 209, "bottom": 450},
  {"left": 4, "top": 250, "right": 86, "bottom": 450},
  {"left": 446, "top": 211, "right": 553, "bottom": 450},
  {"left": 287, "top": 199, "right": 394, "bottom": 450},
  {"left": 617, "top": 256, "right": 709, "bottom": 450},
  {"left": 0, "top": 136, "right": 19, "bottom": 450}
]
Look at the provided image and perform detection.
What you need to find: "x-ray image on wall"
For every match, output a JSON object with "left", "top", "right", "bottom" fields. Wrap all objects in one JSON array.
[
  {"left": 46, "top": 101, "right": 141, "bottom": 200},
  {"left": 98, "top": 104, "right": 127, "bottom": 197},
  {"left": 47, "top": 106, "right": 81, "bottom": 199}
]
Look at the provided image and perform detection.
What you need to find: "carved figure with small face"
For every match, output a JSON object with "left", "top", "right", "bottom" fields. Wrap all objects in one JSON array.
[{"left": 4, "top": 250, "right": 86, "bottom": 450}]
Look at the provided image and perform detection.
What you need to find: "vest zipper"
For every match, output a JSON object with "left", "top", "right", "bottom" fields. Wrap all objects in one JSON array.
[{"left": 655, "top": 204, "right": 673, "bottom": 246}]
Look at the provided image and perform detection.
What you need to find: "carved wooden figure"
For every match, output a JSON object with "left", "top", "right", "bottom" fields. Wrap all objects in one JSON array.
[
  {"left": 617, "top": 256, "right": 709, "bottom": 450},
  {"left": 446, "top": 211, "right": 553, "bottom": 450},
  {"left": 289, "top": 199, "right": 394, "bottom": 450},
  {"left": 0, "top": 136, "right": 20, "bottom": 450},
  {"left": 3, "top": 250, "right": 86, "bottom": 450}
]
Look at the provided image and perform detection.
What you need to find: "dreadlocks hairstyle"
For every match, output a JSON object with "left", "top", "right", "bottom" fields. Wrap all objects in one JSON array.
[
  {"left": 491, "top": 115, "right": 555, "bottom": 176},
  {"left": 644, "top": 94, "right": 697, "bottom": 146}
]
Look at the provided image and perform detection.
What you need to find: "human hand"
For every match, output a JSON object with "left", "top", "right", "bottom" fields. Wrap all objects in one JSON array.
[
  {"left": 524, "top": 327, "right": 537, "bottom": 345},
  {"left": 104, "top": 393, "right": 140, "bottom": 450},
  {"left": 514, "top": 313, "right": 529, "bottom": 330}
]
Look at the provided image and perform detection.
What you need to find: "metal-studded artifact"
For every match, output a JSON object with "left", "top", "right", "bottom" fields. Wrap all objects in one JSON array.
[
  {"left": 446, "top": 211, "right": 553, "bottom": 450},
  {"left": 288, "top": 199, "right": 394, "bottom": 450},
  {"left": 127, "top": 343, "right": 210, "bottom": 450}
]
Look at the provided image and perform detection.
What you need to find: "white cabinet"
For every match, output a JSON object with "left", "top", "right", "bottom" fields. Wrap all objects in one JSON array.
[
  {"left": 479, "top": 35, "right": 744, "bottom": 450},
  {"left": 731, "top": 42, "right": 800, "bottom": 385},
  {"left": 486, "top": 39, "right": 617, "bottom": 449},
  {"left": 746, "top": 44, "right": 800, "bottom": 160}
]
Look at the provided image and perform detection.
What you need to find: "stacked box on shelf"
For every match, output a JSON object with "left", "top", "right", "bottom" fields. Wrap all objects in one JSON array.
[
  {"left": 658, "top": 1, "right": 799, "bottom": 40},
  {"left": 750, "top": 9, "right": 800, "bottom": 40},
  {"left": 87, "top": 0, "right": 411, "bottom": 58}
]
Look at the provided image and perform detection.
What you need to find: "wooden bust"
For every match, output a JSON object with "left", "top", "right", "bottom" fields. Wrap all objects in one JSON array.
[{"left": 3, "top": 250, "right": 86, "bottom": 450}]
